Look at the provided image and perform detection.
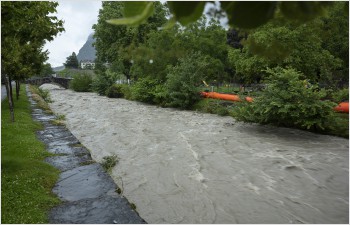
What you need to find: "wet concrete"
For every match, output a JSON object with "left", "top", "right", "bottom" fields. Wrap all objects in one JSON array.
[{"left": 26, "top": 85, "right": 146, "bottom": 224}]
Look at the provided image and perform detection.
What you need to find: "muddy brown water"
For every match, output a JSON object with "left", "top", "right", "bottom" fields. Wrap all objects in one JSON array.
[{"left": 41, "top": 84, "right": 349, "bottom": 224}]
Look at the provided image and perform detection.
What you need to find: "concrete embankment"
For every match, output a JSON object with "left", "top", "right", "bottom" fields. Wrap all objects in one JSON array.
[{"left": 41, "top": 83, "right": 349, "bottom": 224}]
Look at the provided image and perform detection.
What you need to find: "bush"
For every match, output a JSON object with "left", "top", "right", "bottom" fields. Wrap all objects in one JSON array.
[
  {"left": 91, "top": 69, "right": 120, "bottom": 95},
  {"left": 130, "top": 77, "right": 160, "bottom": 104},
  {"left": 332, "top": 88, "right": 349, "bottom": 103},
  {"left": 163, "top": 53, "right": 207, "bottom": 109},
  {"left": 69, "top": 73, "right": 92, "bottom": 92},
  {"left": 120, "top": 85, "right": 132, "bottom": 100},
  {"left": 106, "top": 84, "right": 124, "bottom": 98},
  {"left": 232, "top": 67, "right": 337, "bottom": 131},
  {"left": 192, "top": 99, "right": 234, "bottom": 116}
]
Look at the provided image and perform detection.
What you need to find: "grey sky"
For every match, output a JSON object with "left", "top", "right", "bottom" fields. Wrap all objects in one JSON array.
[{"left": 44, "top": 1, "right": 102, "bottom": 67}]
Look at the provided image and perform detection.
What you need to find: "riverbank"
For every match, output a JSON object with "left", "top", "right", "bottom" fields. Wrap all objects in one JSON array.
[
  {"left": 41, "top": 83, "right": 349, "bottom": 224},
  {"left": 1, "top": 85, "right": 60, "bottom": 223}
]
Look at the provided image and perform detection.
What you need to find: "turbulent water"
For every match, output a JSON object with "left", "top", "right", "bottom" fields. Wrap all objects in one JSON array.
[{"left": 41, "top": 84, "right": 349, "bottom": 224}]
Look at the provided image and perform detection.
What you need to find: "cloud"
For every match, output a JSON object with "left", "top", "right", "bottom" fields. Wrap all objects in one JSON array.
[{"left": 44, "top": 0, "right": 101, "bottom": 67}]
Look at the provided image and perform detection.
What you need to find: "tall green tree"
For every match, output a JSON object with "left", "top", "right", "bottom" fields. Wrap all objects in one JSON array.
[
  {"left": 1, "top": 1, "right": 64, "bottom": 121},
  {"left": 228, "top": 12, "right": 343, "bottom": 85},
  {"left": 64, "top": 52, "right": 79, "bottom": 69},
  {"left": 93, "top": 1, "right": 167, "bottom": 79}
]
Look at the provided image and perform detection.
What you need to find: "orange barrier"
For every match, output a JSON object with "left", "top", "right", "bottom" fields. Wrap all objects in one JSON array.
[
  {"left": 201, "top": 92, "right": 253, "bottom": 102},
  {"left": 334, "top": 102, "right": 349, "bottom": 113},
  {"left": 201, "top": 92, "right": 349, "bottom": 113}
]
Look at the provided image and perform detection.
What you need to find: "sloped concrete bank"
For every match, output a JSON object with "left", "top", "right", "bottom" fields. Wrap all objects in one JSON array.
[{"left": 27, "top": 85, "right": 146, "bottom": 224}]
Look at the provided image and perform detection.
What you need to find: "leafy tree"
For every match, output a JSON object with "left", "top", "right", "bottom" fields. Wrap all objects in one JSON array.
[
  {"left": 93, "top": 1, "right": 167, "bottom": 80},
  {"left": 228, "top": 16, "right": 343, "bottom": 85},
  {"left": 40, "top": 63, "right": 54, "bottom": 77},
  {"left": 1, "top": 1, "right": 64, "bottom": 121},
  {"left": 320, "top": 2, "right": 349, "bottom": 87},
  {"left": 163, "top": 52, "right": 210, "bottom": 109},
  {"left": 64, "top": 52, "right": 79, "bottom": 69}
]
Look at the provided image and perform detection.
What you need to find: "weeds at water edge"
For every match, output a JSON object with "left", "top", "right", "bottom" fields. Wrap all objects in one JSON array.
[{"left": 101, "top": 155, "right": 119, "bottom": 172}]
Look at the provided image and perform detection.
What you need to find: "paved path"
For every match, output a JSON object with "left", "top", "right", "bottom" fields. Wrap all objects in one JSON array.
[
  {"left": 26, "top": 85, "right": 146, "bottom": 224},
  {"left": 41, "top": 83, "right": 349, "bottom": 224}
]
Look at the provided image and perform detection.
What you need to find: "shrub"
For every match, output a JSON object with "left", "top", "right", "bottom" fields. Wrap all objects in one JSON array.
[
  {"left": 106, "top": 84, "right": 124, "bottom": 98},
  {"left": 192, "top": 99, "right": 234, "bottom": 116},
  {"left": 101, "top": 155, "right": 119, "bottom": 172},
  {"left": 120, "top": 85, "right": 132, "bottom": 100},
  {"left": 37, "top": 87, "right": 52, "bottom": 103},
  {"left": 332, "top": 88, "right": 349, "bottom": 103},
  {"left": 130, "top": 77, "right": 160, "bottom": 104},
  {"left": 232, "top": 67, "right": 337, "bottom": 131},
  {"left": 91, "top": 69, "right": 120, "bottom": 95},
  {"left": 163, "top": 53, "right": 207, "bottom": 109},
  {"left": 69, "top": 73, "right": 92, "bottom": 92}
]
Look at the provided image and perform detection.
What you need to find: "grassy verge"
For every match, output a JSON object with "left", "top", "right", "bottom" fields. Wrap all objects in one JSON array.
[{"left": 1, "top": 85, "right": 60, "bottom": 223}]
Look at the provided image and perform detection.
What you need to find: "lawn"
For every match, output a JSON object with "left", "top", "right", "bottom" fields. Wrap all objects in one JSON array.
[{"left": 1, "top": 85, "right": 60, "bottom": 223}]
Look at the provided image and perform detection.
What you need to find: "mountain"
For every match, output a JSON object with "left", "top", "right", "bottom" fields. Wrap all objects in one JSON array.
[
  {"left": 53, "top": 65, "right": 65, "bottom": 72},
  {"left": 77, "top": 33, "right": 96, "bottom": 62}
]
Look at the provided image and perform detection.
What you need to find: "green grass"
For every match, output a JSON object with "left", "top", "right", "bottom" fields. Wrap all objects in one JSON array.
[{"left": 1, "top": 85, "right": 61, "bottom": 223}]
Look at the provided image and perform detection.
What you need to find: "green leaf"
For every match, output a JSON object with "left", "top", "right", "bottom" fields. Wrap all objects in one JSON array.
[
  {"left": 167, "top": 1, "right": 205, "bottom": 26},
  {"left": 221, "top": 1, "right": 277, "bottom": 29},
  {"left": 280, "top": 2, "right": 332, "bottom": 22},
  {"left": 107, "top": 2, "right": 154, "bottom": 26}
]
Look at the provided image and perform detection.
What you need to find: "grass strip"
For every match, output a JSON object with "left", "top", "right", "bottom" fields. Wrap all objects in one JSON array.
[{"left": 1, "top": 85, "right": 60, "bottom": 223}]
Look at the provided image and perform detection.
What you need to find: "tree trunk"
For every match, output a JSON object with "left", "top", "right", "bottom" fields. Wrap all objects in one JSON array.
[
  {"left": 8, "top": 75, "right": 14, "bottom": 107},
  {"left": 4, "top": 75, "right": 15, "bottom": 122},
  {"left": 15, "top": 80, "right": 20, "bottom": 100}
]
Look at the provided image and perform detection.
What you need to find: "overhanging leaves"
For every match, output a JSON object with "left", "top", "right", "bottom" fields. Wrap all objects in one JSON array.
[
  {"left": 221, "top": 1, "right": 277, "bottom": 29},
  {"left": 167, "top": 1, "right": 205, "bottom": 26},
  {"left": 107, "top": 2, "right": 154, "bottom": 26}
]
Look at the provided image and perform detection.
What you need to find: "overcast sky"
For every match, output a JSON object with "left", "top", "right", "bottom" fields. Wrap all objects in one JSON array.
[{"left": 44, "top": 0, "right": 102, "bottom": 67}]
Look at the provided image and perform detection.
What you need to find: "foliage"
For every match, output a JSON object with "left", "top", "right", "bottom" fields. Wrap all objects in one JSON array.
[
  {"left": 232, "top": 67, "right": 337, "bottom": 131},
  {"left": 332, "top": 88, "right": 349, "bottom": 103},
  {"left": 192, "top": 99, "right": 234, "bottom": 116},
  {"left": 106, "top": 84, "right": 125, "bottom": 98},
  {"left": 107, "top": 1, "right": 334, "bottom": 28},
  {"left": 39, "top": 63, "right": 54, "bottom": 77},
  {"left": 228, "top": 14, "right": 343, "bottom": 85},
  {"left": 69, "top": 73, "right": 93, "bottom": 92},
  {"left": 1, "top": 1, "right": 64, "bottom": 81},
  {"left": 101, "top": 155, "right": 119, "bottom": 172},
  {"left": 163, "top": 53, "right": 207, "bottom": 109},
  {"left": 130, "top": 77, "right": 160, "bottom": 104},
  {"left": 2, "top": 85, "right": 60, "bottom": 223},
  {"left": 37, "top": 88, "right": 52, "bottom": 103},
  {"left": 93, "top": 1, "right": 167, "bottom": 79},
  {"left": 64, "top": 52, "right": 79, "bottom": 69},
  {"left": 91, "top": 69, "right": 120, "bottom": 95}
]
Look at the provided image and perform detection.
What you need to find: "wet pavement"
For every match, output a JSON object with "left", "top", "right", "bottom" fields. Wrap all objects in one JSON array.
[{"left": 26, "top": 85, "right": 146, "bottom": 224}]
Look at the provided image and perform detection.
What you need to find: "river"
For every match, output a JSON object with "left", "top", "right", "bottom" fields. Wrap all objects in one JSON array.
[{"left": 41, "top": 83, "right": 348, "bottom": 224}]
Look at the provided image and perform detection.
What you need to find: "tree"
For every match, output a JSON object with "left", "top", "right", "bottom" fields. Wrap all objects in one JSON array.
[
  {"left": 1, "top": 1, "right": 64, "bottom": 121},
  {"left": 64, "top": 52, "right": 79, "bottom": 69},
  {"left": 228, "top": 14, "right": 343, "bottom": 85},
  {"left": 40, "top": 63, "right": 54, "bottom": 77},
  {"left": 93, "top": 1, "right": 167, "bottom": 79}
]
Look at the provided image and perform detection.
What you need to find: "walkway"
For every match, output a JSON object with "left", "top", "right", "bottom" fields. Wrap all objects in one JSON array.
[
  {"left": 27, "top": 85, "right": 145, "bottom": 224},
  {"left": 41, "top": 83, "right": 349, "bottom": 224}
]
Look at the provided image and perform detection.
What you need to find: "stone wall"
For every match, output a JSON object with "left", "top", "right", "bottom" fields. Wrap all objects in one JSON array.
[{"left": 26, "top": 77, "right": 72, "bottom": 89}]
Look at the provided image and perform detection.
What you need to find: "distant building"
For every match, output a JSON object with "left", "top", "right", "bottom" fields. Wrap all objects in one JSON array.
[{"left": 80, "top": 60, "right": 95, "bottom": 70}]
